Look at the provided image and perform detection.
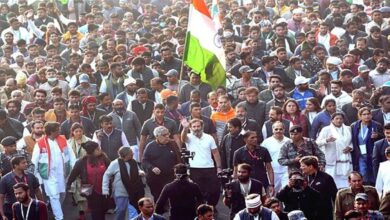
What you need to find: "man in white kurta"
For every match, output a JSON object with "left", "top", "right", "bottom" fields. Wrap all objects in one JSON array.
[
  {"left": 375, "top": 147, "right": 390, "bottom": 199},
  {"left": 262, "top": 121, "right": 290, "bottom": 193},
  {"left": 31, "top": 122, "right": 76, "bottom": 220}
]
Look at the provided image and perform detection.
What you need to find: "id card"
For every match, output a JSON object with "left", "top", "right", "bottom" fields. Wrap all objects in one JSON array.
[{"left": 359, "top": 144, "right": 367, "bottom": 155}]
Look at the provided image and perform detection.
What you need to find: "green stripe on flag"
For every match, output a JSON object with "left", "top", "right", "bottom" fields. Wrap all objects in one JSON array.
[{"left": 184, "top": 32, "right": 226, "bottom": 90}]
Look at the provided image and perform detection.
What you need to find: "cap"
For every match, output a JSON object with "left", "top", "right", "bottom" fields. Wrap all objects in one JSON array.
[
  {"left": 288, "top": 210, "right": 307, "bottom": 220},
  {"left": 355, "top": 193, "right": 369, "bottom": 201},
  {"left": 79, "top": 74, "right": 89, "bottom": 83},
  {"left": 123, "top": 77, "right": 136, "bottom": 86},
  {"left": 383, "top": 81, "right": 390, "bottom": 87},
  {"left": 245, "top": 194, "right": 262, "bottom": 208},
  {"left": 260, "top": 20, "right": 272, "bottom": 27},
  {"left": 289, "top": 125, "right": 303, "bottom": 133},
  {"left": 380, "top": 6, "right": 390, "bottom": 13},
  {"left": 292, "top": 8, "right": 304, "bottom": 14},
  {"left": 1, "top": 136, "right": 17, "bottom": 146},
  {"left": 358, "top": 65, "right": 370, "bottom": 73},
  {"left": 160, "top": 89, "right": 177, "bottom": 100},
  {"left": 239, "top": 65, "right": 254, "bottom": 74},
  {"left": 222, "top": 31, "right": 233, "bottom": 38},
  {"left": 294, "top": 76, "right": 310, "bottom": 86},
  {"left": 165, "top": 69, "right": 179, "bottom": 77},
  {"left": 326, "top": 56, "right": 342, "bottom": 65},
  {"left": 276, "top": 18, "right": 287, "bottom": 25}
]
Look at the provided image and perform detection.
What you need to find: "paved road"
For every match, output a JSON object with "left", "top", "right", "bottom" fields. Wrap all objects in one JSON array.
[{"left": 62, "top": 186, "right": 230, "bottom": 220}]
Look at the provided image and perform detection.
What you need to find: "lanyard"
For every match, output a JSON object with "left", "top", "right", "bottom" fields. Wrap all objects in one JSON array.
[
  {"left": 20, "top": 199, "right": 33, "bottom": 220},
  {"left": 14, "top": 175, "right": 28, "bottom": 184},
  {"left": 247, "top": 149, "right": 259, "bottom": 160},
  {"left": 239, "top": 180, "right": 252, "bottom": 197},
  {"left": 360, "top": 125, "right": 368, "bottom": 141}
]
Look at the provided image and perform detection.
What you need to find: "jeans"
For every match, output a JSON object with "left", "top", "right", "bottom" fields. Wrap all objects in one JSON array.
[
  {"left": 359, "top": 154, "right": 375, "bottom": 185},
  {"left": 114, "top": 196, "right": 128, "bottom": 220}
]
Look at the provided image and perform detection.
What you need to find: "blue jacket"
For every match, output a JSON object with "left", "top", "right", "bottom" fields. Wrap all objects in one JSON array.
[
  {"left": 350, "top": 120, "right": 383, "bottom": 172},
  {"left": 310, "top": 110, "right": 331, "bottom": 139},
  {"left": 290, "top": 88, "right": 316, "bottom": 110}
]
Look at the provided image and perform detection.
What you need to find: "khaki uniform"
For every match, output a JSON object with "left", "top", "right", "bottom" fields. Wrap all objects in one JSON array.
[{"left": 334, "top": 186, "right": 380, "bottom": 220}]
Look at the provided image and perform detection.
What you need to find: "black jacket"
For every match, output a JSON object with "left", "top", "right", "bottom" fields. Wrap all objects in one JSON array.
[
  {"left": 373, "top": 139, "right": 389, "bottom": 178},
  {"left": 155, "top": 178, "right": 203, "bottom": 220},
  {"left": 276, "top": 185, "right": 321, "bottom": 220},
  {"left": 306, "top": 171, "right": 338, "bottom": 220}
]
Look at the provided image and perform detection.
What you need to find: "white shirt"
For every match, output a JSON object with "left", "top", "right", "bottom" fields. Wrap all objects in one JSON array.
[
  {"left": 185, "top": 132, "right": 217, "bottom": 168},
  {"left": 321, "top": 91, "right": 352, "bottom": 111},
  {"left": 375, "top": 160, "right": 390, "bottom": 199},
  {"left": 262, "top": 136, "right": 291, "bottom": 173},
  {"left": 369, "top": 69, "right": 390, "bottom": 88}
]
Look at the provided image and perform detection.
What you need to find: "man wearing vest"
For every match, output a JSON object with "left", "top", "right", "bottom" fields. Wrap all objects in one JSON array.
[
  {"left": 31, "top": 122, "right": 76, "bottom": 220},
  {"left": 17, "top": 120, "right": 44, "bottom": 161},
  {"left": 233, "top": 193, "right": 279, "bottom": 220}
]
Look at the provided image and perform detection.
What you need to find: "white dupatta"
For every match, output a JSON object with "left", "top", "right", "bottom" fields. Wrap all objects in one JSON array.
[{"left": 329, "top": 123, "right": 353, "bottom": 176}]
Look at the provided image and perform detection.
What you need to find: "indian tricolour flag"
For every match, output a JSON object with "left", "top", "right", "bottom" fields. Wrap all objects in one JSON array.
[{"left": 183, "top": 0, "right": 226, "bottom": 89}]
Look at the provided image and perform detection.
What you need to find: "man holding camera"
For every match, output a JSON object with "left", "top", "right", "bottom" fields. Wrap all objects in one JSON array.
[
  {"left": 276, "top": 171, "right": 321, "bottom": 220},
  {"left": 223, "top": 163, "right": 267, "bottom": 219},
  {"left": 181, "top": 118, "right": 222, "bottom": 208}
]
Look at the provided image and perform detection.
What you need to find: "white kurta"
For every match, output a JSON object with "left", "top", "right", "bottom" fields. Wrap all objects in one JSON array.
[
  {"left": 316, "top": 124, "right": 353, "bottom": 188},
  {"left": 44, "top": 139, "right": 66, "bottom": 198},
  {"left": 375, "top": 160, "right": 390, "bottom": 199}
]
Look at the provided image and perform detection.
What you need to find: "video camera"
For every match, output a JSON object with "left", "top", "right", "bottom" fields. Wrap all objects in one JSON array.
[
  {"left": 217, "top": 168, "right": 234, "bottom": 190},
  {"left": 181, "top": 149, "right": 195, "bottom": 165}
]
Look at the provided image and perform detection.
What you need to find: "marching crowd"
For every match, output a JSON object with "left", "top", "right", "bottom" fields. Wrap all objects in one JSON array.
[{"left": 0, "top": 0, "right": 389, "bottom": 219}]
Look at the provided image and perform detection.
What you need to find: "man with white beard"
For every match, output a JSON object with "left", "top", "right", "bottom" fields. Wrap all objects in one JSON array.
[{"left": 262, "top": 121, "right": 291, "bottom": 194}]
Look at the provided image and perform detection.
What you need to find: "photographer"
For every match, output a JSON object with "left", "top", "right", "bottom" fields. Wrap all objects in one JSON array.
[
  {"left": 155, "top": 163, "right": 203, "bottom": 220},
  {"left": 276, "top": 171, "right": 321, "bottom": 220},
  {"left": 223, "top": 163, "right": 267, "bottom": 220}
]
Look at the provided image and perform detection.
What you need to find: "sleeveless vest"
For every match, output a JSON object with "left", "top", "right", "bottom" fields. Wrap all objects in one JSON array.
[
  {"left": 98, "top": 128, "right": 123, "bottom": 161},
  {"left": 238, "top": 207, "right": 273, "bottom": 220}
]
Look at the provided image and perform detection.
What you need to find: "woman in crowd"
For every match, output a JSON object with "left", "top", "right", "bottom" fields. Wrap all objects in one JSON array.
[
  {"left": 67, "top": 123, "right": 90, "bottom": 219},
  {"left": 302, "top": 97, "right": 321, "bottom": 126},
  {"left": 67, "top": 141, "right": 111, "bottom": 220},
  {"left": 316, "top": 112, "right": 353, "bottom": 188},
  {"left": 310, "top": 99, "right": 337, "bottom": 139},
  {"left": 351, "top": 107, "right": 383, "bottom": 185},
  {"left": 282, "top": 99, "right": 309, "bottom": 137}
]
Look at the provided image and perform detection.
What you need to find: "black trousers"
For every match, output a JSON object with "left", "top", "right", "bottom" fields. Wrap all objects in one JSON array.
[
  {"left": 147, "top": 174, "right": 174, "bottom": 201},
  {"left": 87, "top": 191, "right": 108, "bottom": 220},
  {"left": 189, "top": 168, "right": 220, "bottom": 206}
]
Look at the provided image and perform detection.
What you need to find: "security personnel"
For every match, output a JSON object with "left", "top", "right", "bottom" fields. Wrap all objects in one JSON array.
[
  {"left": 155, "top": 163, "right": 204, "bottom": 220},
  {"left": 0, "top": 136, "right": 32, "bottom": 176}
]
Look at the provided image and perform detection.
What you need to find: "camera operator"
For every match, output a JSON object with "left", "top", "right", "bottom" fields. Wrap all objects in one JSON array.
[
  {"left": 181, "top": 118, "right": 222, "bottom": 208},
  {"left": 155, "top": 163, "right": 203, "bottom": 220},
  {"left": 223, "top": 163, "right": 267, "bottom": 219},
  {"left": 276, "top": 171, "right": 321, "bottom": 220}
]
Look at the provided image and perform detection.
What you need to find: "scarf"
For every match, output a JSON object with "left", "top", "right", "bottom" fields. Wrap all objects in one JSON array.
[
  {"left": 81, "top": 96, "right": 97, "bottom": 116},
  {"left": 118, "top": 158, "right": 144, "bottom": 206},
  {"left": 329, "top": 123, "right": 352, "bottom": 176},
  {"left": 69, "top": 135, "right": 88, "bottom": 158}
]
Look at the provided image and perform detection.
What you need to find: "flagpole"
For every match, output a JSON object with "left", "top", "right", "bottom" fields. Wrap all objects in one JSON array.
[{"left": 178, "top": 1, "right": 192, "bottom": 96}]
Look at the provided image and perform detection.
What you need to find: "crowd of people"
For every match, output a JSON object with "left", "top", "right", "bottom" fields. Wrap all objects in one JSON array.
[{"left": 0, "top": 0, "right": 389, "bottom": 219}]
